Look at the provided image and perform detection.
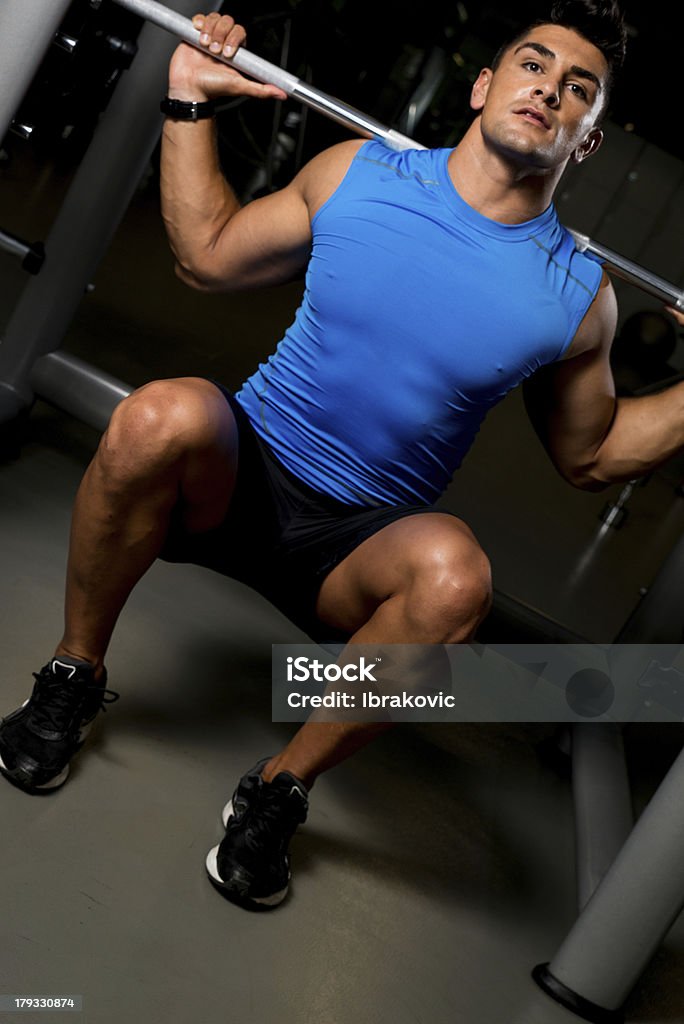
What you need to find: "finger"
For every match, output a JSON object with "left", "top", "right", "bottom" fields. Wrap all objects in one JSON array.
[
  {"left": 194, "top": 11, "right": 224, "bottom": 47},
  {"left": 222, "top": 24, "right": 246, "bottom": 58},
  {"left": 185, "top": 12, "right": 286, "bottom": 100},
  {"left": 207, "top": 14, "right": 237, "bottom": 54}
]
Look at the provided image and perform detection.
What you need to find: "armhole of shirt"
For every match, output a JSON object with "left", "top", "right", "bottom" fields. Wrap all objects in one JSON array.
[
  {"left": 554, "top": 250, "right": 605, "bottom": 361},
  {"left": 310, "top": 139, "right": 376, "bottom": 230}
]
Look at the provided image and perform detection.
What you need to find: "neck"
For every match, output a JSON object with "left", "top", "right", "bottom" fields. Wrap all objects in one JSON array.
[{"left": 448, "top": 120, "right": 564, "bottom": 224}]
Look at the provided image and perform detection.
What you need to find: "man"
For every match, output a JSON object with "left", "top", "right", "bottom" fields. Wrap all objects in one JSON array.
[{"left": 2, "top": 1, "right": 683, "bottom": 909}]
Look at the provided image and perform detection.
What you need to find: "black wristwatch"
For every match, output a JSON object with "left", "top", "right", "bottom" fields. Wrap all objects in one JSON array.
[{"left": 160, "top": 96, "right": 216, "bottom": 121}]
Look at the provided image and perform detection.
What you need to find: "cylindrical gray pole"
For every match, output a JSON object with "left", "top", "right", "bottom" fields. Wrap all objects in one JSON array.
[
  {"left": 113, "top": 0, "right": 423, "bottom": 152},
  {"left": 0, "top": 0, "right": 221, "bottom": 427},
  {"left": 570, "top": 231, "right": 684, "bottom": 312},
  {"left": 572, "top": 725, "right": 633, "bottom": 910},
  {"left": 31, "top": 352, "right": 133, "bottom": 432},
  {"left": 535, "top": 745, "right": 684, "bottom": 1017},
  {"left": 0, "top": 0, "right": 74, "bottom": 142}
]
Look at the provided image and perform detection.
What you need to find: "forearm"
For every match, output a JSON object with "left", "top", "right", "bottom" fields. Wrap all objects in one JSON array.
[
  {"left": 592, "top": 380, "right": 684, "bottom": 484},
  {"left": 160, "top": 111, "right": 240, "bottom": 289},
  {"left": 159, "top": 15, "right": 286, "bottom": 291}
]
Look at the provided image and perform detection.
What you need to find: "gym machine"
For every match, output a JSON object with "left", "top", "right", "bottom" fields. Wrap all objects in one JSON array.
[
  {"left": 0, "top": 0, "right": 222, "bottom": 433},
  {"left": 0, "top": 4, "right": 683, "bottom": 1020}
]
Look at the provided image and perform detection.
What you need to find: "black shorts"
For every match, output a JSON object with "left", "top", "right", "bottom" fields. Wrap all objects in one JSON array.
[{"left": 160, "top": 385, "right": 448, "bottom": 643}]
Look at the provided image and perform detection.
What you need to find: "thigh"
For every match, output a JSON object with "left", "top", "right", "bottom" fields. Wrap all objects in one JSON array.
[
  {"left": 158, "top": 381, "right": 270, "bottom": 569},
  {"left": 107, "top": 376, "right": 241, "bottom": 533},
  {"left": 166, "top": 378, "right": 240, "bottom": 534},
  {"left": 314, "top": 511, "right": 487, "bottom": 635}
]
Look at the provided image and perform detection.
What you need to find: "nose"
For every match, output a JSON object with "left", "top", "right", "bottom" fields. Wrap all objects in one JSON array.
[{"left": 533, "top": 82, "right": 560, "bottom": 108}]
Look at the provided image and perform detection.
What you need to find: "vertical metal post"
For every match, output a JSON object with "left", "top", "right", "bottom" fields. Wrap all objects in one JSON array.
[
  {"left": 572, "top": 725, "right": 633, "bottom": 911},
  {"left": 0, "top": 0, "right": 221, "bottom": 427}
]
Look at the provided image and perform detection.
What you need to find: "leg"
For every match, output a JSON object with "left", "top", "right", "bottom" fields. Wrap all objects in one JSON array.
[
  {"left": 208, "top": 512, "right": 492, "bottom": 906},
  {"left": 55, "top": 377, "right": 239, "bottom": 674},
  {"left": 1, "top": 377, "right": 240, "bottom": 794},
  {"left": 262, "top": 513, "right": 493, "bottom": 786}
]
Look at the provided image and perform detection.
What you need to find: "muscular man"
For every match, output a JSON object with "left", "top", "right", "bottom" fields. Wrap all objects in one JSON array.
[{"left": 2, "top": 0, "right": 683, "bottom": 909}]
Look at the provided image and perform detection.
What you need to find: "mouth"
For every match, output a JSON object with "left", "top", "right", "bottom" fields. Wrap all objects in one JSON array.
[{"left": 515, "top": 107, "right": 551, "bottom": 130}]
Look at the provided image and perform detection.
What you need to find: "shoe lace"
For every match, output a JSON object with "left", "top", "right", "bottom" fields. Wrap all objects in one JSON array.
[
  {"left": 99, "top": 689, "right": 121, "bottom": 709},
  {"left": 240, "top": 783, "right": 308, "bottom": 854},
  {"left": 29, "top": 672, "right": 84, "bottom": 734},
  {"left": 30, "top": 668, "right": 119, "bottom": 734}
]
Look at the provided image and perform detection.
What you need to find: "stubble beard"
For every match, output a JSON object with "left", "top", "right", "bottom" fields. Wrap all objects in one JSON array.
[{"left": 479, "top": 115, "right": 562, "bottom": 175}]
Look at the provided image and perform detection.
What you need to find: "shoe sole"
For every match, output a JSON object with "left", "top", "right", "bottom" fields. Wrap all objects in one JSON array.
[
  {"left": 205, "top": 845, "right": 288, "bottom": 908},
  {"left": 0, "top": 714, "right": 95, "bottom": 794},
  {"left": 0, "top": 750, "right": 69, "bottom": 792}
]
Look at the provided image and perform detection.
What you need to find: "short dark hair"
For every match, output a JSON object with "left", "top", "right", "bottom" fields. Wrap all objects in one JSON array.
[{"left": 492, "top": 1, "right": 627, "bottom": 116}]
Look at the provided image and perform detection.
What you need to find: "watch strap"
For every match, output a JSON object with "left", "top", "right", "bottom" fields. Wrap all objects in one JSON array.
[{"left": 160, "top": 96, "right": 216, "bottom": 121}]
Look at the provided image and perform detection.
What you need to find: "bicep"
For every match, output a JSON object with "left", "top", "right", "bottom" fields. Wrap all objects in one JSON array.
[
  {"left": 198, "top": 182, "right": 313, "bottom": 292},
  {"left": 523, "top": 274, "right": 618, "bottom": 485},
  {"left": 195, "top": 139, "right": 364, "bottom": 292}
]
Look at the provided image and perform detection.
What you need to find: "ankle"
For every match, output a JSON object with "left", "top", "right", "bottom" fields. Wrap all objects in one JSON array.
[
  {"left": 261, "top": 756, "right": 314, "bottom": 790},
  {"left": 53, "top": 644, "right": 106, "bottom": 683}
]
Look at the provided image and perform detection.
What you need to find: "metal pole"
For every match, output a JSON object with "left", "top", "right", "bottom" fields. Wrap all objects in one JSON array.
[
  {"left": 112, "top": 0, "right": 684, "bottom": 312},
  {"left": 571, "top": 725, "right": 633, "bottom": 911},
  {"left": 0, "top": 0, "right": 221, "bottom": 427},
  {"left": 570, "top": 231, "right": 684, "bottom": 312},
  {"left": 112, "top": 0, "right": 422, "bottom": 152},
  {"left": 0, "top": 229, "right": 45, "bottom": 274},
  {"left": 534, "top": 745, "right": 684, "bottom": 1019},
  {"left": 30, "top": 352, "right": 133, "bottom": 433},
  {"left": 0, "top": 0, "right": 74, "bottom": 142}
]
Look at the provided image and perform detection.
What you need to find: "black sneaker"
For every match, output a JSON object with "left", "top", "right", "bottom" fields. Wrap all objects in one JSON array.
[
  {"left": 206, "top": 760, "right": 309, "bottom": 909},
  {"left": 219, "top": 756, "right": 270, "bottom": 829},
  {"left": 0, "top": 656, "right": 119, "bottom": 793}
]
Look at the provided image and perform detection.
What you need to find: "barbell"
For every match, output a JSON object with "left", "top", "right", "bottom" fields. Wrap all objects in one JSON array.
[{"left": 113, "top": 0, "right": 684, "bottom": 313}]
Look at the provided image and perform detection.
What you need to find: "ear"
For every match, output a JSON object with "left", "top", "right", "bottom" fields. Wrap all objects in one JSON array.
[
  {"left": 571, "top": 127, "right": 604, "bottom": 164},
  {"left": 470, "top": 68, "right": 493, "bottom": 112}
]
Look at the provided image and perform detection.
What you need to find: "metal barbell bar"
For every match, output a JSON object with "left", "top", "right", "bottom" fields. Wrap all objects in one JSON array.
[
  {"left": 112, "top": 0, "right": 684, "bottom": 312},
  {"left": 113, "top": 0, "right": 420, "bottom": 151}
]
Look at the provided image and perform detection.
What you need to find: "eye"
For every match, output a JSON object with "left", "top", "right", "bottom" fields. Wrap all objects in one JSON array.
[
  {"left": 522, "top": 60, "right": 543, "bottom": 73},
  {"left": 568, "top": 82, "right": 588, "bottom": 100}
]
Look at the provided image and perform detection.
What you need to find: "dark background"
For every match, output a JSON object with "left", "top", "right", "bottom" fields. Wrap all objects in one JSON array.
[{"left": 5, "top": 0, "right": 683, "bottom": 192}]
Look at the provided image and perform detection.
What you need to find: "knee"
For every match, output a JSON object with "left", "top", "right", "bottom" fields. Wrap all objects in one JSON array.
[
  {"left": 408, "top": 531, "right": 493, "bottom": 643},
  {"left": 97, "top": 378, "right": 218, "bottom": 483}
]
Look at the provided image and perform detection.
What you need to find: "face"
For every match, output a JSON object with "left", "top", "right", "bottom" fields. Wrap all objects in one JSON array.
[{"left": 471, "top": 24, "right": 608, "bottom": 173}]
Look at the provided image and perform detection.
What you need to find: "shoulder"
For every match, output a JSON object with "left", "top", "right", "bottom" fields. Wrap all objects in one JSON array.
[
  {"left": 294, "top": 140, "right": 436, "bottom": 219},
  {"left": 560, "top": 269, "right": 618, "bottom": 361},
  {"left": 294, "top": 139, "right": 367, "bottom": 220}
]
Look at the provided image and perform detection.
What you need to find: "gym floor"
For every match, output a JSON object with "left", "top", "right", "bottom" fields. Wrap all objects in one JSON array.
[{"left": 1, "top": 140, "right": 684, "bottom": 1023}]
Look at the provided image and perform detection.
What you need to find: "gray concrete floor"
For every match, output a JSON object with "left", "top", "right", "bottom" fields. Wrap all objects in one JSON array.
[
  {"left": 1, "top": 143, "right": 684, "bottom": 1024},
  {"left": 2, "top": 415, "right": 684, "bottom": 1024}
]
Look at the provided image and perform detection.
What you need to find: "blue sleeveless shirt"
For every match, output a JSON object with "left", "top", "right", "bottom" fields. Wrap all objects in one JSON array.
[{"left": 236, "top": 140, "right": 602, "bottom": 506}]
